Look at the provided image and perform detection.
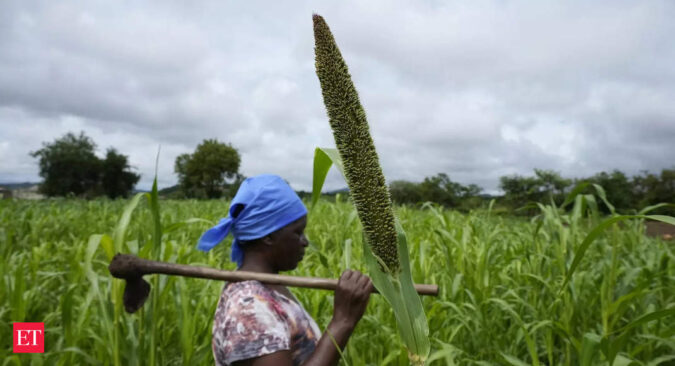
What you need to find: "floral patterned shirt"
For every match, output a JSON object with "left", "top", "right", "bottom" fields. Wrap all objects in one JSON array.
[{"left": 212, "top": 280, "right": 321, "bottom": 365}]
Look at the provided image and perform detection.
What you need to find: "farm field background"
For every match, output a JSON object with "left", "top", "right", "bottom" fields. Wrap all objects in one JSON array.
[{"left": 1, "top": 197, "right": 673, "bottom": 365}]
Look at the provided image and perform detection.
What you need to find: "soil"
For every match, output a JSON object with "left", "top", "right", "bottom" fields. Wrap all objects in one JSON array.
[{"left": 645, "top": 221, "right": 675, "bottom": 240}]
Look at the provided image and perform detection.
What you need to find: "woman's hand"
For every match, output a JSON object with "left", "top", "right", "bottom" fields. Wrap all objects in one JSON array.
[{"left": 331, "top": 270, "right": 373, "bottom": 330}]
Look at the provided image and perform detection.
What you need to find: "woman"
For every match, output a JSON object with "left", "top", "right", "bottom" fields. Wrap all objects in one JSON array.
[{"left": 198, "top": 174, "right": 373, "bottom": 366}]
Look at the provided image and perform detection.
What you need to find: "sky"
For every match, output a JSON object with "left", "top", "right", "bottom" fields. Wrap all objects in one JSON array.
[{"left": 1, "top": 0, "right": 674, "bottom": 193}]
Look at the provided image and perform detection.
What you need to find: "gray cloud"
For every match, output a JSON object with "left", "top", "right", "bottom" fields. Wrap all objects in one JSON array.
[{"left": 1, "top": 0, "right": 673, "bottom": 193}]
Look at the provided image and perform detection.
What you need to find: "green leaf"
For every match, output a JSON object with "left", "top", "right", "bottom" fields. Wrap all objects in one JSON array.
[
  {"left": 615, "top": 307, "right": 675, "bottom": 334},
  {"left": 99, "top": 234, "right": 115, "bottom": 261},
  {"left": 638, "top": 203, "right": 675, "bottom": 215},
  {"left": 113, "top": 192, "right": 145, "bottom": 253},
  {"left": 85, "top": 234, "right": 103, "bottom": 293},
  {"left": 500, "top": 353, "right": 530, "bottom": 366},
  {"left": 647, "top": 355, "right": 675, "bottom": 366},
  {"left": 580, "top": 332, "right": 602, "bottom": 366},
  {"left": 311, "top": 147, "right": 344, "bottom": 208},
  {"left": 145, "top": 174, "right": 162, "bottom": 260},
  {"left": 561, "top": 182, "right": 590, "bottom": 209},
  {"left": 560, "top": 214, "right": 675, "bottom": 291},
  {"left": 426, "top": 343, "right": 458, "bottom": 365},
  {"left": 361, "top": 221, "right": 430, "bottom": 363},
  {"left": 146, "top": 154, "right": 162, "bottom": 366},
  {"left": 592, "top": 184, "right": 616, "bottom": 215},
  {"left": 607, "top": 331, "right": 631, "bottom": 365},
  {"left": 612, "top": 354, "right": 639, "bottom": 366},
  {"left": 343, "top": 238, "right": 352, "bottom": 270},
  {"left": 313, "top": 143, "right": 429, "bottom": 359},
  {"left": 163, "top": 218, "right": 213, "bottom": 234}
]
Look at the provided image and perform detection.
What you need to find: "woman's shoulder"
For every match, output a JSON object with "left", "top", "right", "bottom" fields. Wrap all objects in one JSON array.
[
  {"left": 222, "top": 280, "right": 276, "bottom": 303},
  {"left": 216, "top": 281, "right": 281, "bottom": 323},
  {"left": 213, "top": 282, "right": 293, "bottom": 365}
]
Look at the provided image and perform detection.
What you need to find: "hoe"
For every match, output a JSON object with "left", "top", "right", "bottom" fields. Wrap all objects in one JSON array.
[{"left": 108, "top": 253, "right": 439, "bottom": 313}]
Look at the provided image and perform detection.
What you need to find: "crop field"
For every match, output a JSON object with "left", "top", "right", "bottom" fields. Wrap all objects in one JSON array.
[{"left": 1, "top": 195, "right": 674, "bottom": 365}]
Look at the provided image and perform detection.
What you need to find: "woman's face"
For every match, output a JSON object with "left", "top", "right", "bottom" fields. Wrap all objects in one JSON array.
[{"left": 269, "top": 216, "right": 308, "bottom": 271}]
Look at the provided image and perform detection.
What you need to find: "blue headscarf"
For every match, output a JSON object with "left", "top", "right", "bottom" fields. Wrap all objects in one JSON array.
[{"left": 197, "top": 174, "right": 307, "bottom": 267}]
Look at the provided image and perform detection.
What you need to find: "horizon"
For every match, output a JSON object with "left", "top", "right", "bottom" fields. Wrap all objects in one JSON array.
[{"left": 1, "top": 165, "right": 671, "bottom": 196}]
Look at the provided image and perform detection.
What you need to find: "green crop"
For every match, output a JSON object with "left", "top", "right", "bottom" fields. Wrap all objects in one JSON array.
[{"left": 1, "top": 185, "right": 674, "bottom": 365}]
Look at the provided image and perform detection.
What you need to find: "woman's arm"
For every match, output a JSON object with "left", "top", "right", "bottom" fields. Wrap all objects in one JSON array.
[{"left": 234, "top": 270, "right": 373, "bottom": 366}]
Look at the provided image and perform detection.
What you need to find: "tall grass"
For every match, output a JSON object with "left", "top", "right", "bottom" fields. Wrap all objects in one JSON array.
[{"left": 1, "top": 193, "right": 673, "bottom": 365}]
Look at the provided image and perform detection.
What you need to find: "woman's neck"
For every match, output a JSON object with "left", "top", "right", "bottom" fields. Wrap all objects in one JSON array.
[{"left": 238, "top": 257, "right": 277, "bottom": 274}]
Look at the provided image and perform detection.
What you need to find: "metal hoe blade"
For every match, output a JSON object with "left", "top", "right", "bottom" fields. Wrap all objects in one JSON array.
[{"left": 123, "top": 276, "right": 150, "bottom": 313}]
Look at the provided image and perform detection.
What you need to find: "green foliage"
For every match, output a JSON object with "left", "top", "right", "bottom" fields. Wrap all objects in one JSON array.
[
  {"left": 389, "top": 180, "right": 423, "bottom": 205},
  {"left": 633, "top": 169, "right": 675, "bottom": 215},
  {"left": 312, "top": 147, "right": 430, "bottom": 364},
  {"left": 174, "top": 139, "right": 241, "bottom": 199},
  {"left": 500, "top": 169, "right": 572, "bottom": 210},
  {"left": 313, "top": 13, "right": 431, "bottom": 361},
  {"left": 101, "top": 148, "right": 141, "bottom": 199},
  {"left": 499, "top": 174, "right": 542, "bottom": 206},
  {"left": 376, "top": 168, "right": 674, "bottom": 216},
  {"left": 574, "top": 169, "right": 675, "bottom": 215},
  {"left": 497, "top": 168, "right": 674, "bottom": 216},
  {"left": 30, "top": 132, "right": 102, "bottom": 197},
  {"left": 30, "top": 132, "right": 139, "bottom": 198},
  {"left": 420, "top": 174, "right": 462, "bottom": 207},
  {"left": 534, "top": 169, "right": 572, "bottom": 197},
  {"left": 1, "top": 194, "right": 674, "bottom": 365},
  {"left": 157, "top": 184, "right": 184, "bottom": 199},
  {"left": 390, "top": 173, "right": 483, "bottom": 210},
  {"left": 582, "top": 170, "right": 634, "bottom": 212}
]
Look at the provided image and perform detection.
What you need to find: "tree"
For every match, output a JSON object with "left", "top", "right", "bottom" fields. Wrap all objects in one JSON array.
[
  {"left": 461, "top": 184, "right": 483, "bottom": 198},
  {"left": 583, "top": 170, "right": 635, "bottom": 212},
  {"left": 175, "top": 139, "right": 241, "bottom": 198},
  {"left": 31, "top": 132, "right": 141, "bottom": 198},
  {"left": 534, "top": 169, "right": 571, "bottom": 204},
  {"left": 31, "top": 132, "right": 102, "bottom": 197},
  {"left": 389, "top": 180, "right": 422, "bottom": 205},
  {"left": 419, "top": 173, "right": 455, "bottom": 206},
  {"left": 101, "top": 148, "right": 140, "bottom": 199},
  {"left": 632, "top": 168, "right": 674, "bottom": 215},
  {"left": 419, "top": 173, "right": 477, "bottom": 207},
  {"left": 499, "top": 174, "right": 543, "bottom": 208},
  {"left": 389, "top": 174, "right": 483, "bottom": 208},
  {"left": 224, "top": 173, "right": 246, "bottom": 198},
  {"left": 499, "top": 169, "right": 570, "bottom": 210}
]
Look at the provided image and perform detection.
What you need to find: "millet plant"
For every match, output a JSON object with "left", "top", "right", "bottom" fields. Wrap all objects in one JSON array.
[{"left": 312, "top": 14, "right": 430, "bottom": 365}]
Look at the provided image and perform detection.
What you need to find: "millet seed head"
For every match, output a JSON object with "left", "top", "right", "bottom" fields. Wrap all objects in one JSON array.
[{"left": 313, "top": 14, "right": 399, "bottom": 273}]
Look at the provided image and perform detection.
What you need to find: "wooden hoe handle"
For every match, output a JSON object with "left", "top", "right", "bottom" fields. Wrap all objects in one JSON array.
[{"left": 109, "top": 253, "right": 439, "bottom": 295}]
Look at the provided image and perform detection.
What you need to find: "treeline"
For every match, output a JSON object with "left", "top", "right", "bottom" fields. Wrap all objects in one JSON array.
[
  {"left": 388, "top": 173, "right": 485, "bottom": 211},
  {"left": 31, "top": 132, "right": 139, "bottom": 198},
  {"left": 31, "top": 132, "right": 244, "bottom": 200},
  {"left": 30, "top": 132, "right": 673, "bottom": 214},
  {"left": 500, "top": 169, "right": 674, "bottom": 214},
  {"left": 388, "top": 168, "right": 674, "bottom": 215}
]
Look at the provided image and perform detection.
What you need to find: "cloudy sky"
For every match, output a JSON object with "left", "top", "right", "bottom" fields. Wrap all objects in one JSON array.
[{"left": 1, "top": 0, "right": 673, "bottom": 192}]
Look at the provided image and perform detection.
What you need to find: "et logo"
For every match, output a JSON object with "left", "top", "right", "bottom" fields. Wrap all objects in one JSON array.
[{"left": 13, "top": 322, "right": 44, "bottom": 353}]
